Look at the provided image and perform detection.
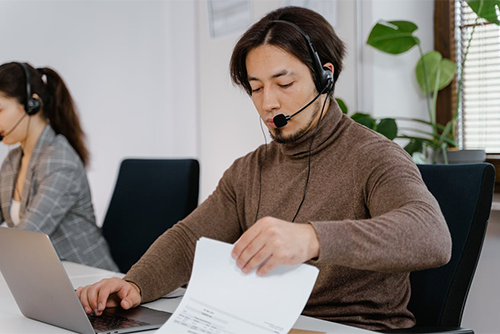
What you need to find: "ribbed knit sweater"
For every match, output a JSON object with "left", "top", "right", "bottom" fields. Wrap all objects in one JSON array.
[{"left": 125, "top": 101, "right": 452, "bottom": 330}]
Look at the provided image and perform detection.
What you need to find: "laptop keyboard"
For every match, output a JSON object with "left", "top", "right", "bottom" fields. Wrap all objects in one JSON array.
[{"left": 88, "top": 313, "right": 150, "bottom": 332}]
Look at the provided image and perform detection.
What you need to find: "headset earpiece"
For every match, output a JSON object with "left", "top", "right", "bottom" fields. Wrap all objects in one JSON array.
[
  {"left": 26, "top": 97, "right": 41, "bottom": 116},
  {"left": 17, "top": 62, "right": 41, "bottom": 116},
  {"left": 321, "top": 66, "right": 334, "bottom": 93}
]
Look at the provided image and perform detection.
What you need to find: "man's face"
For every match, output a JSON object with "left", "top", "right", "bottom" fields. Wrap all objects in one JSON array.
[{"left": 246, "top": 44, "right": 328, "bottom": 143}]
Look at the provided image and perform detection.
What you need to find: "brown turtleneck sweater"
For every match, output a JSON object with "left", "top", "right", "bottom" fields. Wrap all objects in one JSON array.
[{"left": 124, "top": 101, "right": 451, "bottom": 331}]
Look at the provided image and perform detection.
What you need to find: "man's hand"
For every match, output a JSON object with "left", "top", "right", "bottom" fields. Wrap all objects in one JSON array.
[
  {"left": 231, "top": 217, "right": 320, "bottom": 276},
  {"left": 76, "top": 277, "right": 141, "bottom": 316}
]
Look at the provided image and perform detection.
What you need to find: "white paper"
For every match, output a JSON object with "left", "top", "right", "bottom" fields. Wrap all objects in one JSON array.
[
  {"left": 157, "top": 237, "right": 319, "bottom": 334},
  {"left": 208, "top": 0, "right": 252, "bottom": 39}
]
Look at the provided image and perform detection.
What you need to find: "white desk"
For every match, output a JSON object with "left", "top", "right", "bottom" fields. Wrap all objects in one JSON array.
[{"left": 0, "top": 262, "right": 373, "bottom": 334}]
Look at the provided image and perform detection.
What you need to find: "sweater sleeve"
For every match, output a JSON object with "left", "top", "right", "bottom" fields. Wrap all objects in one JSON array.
[
  {"left": 309, "top": 140, "right": 452, "bottom": 273},
  {"left": 124, "top": 162, "right": 243, "bottom": 303}
]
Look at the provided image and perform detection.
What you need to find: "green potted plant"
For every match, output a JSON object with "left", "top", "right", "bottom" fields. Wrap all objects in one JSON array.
[
  {"left": 366, "top": 20, "right": 457, "bottom": 164},
  {"left": 335, "top": 98, "right": 398, "bottom": 141},
  {"left": 364, "top": 0, "right": 498, "bottom": 164}
]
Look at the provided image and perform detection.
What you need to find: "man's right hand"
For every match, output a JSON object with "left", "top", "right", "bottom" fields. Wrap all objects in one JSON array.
[{"left": 76, "top": 277, "right": 141, "bottom": 316}]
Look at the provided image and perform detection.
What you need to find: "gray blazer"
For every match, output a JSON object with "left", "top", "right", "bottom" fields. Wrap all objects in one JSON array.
[{"left": 0, "top": 125, "right": 118, "bottom": 271}]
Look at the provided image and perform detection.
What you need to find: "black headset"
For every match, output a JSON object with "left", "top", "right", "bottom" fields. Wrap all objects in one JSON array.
[
  {"left": 272, "top": 20, "right": 333, "bottom": 94},
  {"left": 17, "top": 62, "right": 41, "bottom": 116}
]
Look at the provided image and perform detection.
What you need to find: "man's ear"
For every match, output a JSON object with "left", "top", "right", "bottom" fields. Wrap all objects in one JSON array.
[{"left": 323, "top": 62, "right": 334, "bottom": 75}]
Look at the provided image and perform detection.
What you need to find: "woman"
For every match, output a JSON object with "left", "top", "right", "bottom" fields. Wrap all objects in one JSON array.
[{"left": 0, "top": 62, "right": 118, "bottom": 271}]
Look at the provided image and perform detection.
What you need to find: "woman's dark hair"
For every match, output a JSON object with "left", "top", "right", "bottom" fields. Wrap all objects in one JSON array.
[
  {"left": 230, "top": 6, "right": 346, "bottom": 97},
  {"left": 0, "top": 62, "right": 90, "bottom": 166}
]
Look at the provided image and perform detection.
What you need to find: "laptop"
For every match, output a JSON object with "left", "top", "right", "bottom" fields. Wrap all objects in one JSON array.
[{"left": 0, "top": 228, "right": 171, "bottom": 333}]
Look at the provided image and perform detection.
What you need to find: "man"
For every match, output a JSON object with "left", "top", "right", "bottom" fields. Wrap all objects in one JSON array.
[{"left": 77, "top": 6, "right": 451, "bottom": 331}]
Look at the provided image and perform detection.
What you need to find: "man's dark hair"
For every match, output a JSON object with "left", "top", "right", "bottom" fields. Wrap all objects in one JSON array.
[{"left": 230, "top": 6, "right": 346, "bottom": 97}]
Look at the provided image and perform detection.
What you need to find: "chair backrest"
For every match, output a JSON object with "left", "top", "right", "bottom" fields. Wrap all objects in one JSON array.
[
  {"left": 102, "top": 159, "right": 199, "bottom": 273},
  {"left": 409, "top": 163, "right": 495, "bottom": 327}
]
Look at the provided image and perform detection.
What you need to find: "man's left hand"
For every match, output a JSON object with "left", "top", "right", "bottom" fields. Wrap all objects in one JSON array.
[{"left": 231, "top": 216, "right": 320, "bottom": 276}]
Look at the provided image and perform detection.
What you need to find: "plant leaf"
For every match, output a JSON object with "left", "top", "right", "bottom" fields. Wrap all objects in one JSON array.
[
  {"left": 394, "top": 117, "right": 450, "bottom": 132},
  {"left": 375, "top": 118, "right": 398, "bottom": 140},
  {"left": 366, "top": 20, "right": 420, "bottom": 54},
  {"left": 335, "top": 98, "right": 348, "bottom": 114},
  {"left": 404, "top": 138, "right": 424, "bottom": 155},
  {"left": 437, "top": 121, "right": 454, "bottom": 147},
  {"left": 467, "top": 0, "right": 500, "bottom": 25},
  {"left": 412, "top": 152, "right": 429, "bottom": 164},
  {"left": 351, "top": 113, "right": 376, "bottom": 129},
  {"left": 415, "top": 51, "right": 457, "bottom": 94}
]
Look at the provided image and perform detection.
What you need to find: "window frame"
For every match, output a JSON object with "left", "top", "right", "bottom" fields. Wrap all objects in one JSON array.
[{"left": 434, "top": 0, "right": 500, "bottom": 192}]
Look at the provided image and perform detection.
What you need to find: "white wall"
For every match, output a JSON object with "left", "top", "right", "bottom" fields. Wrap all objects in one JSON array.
[
  {"left": 197, "top": 0, "right": 265, "bottom": 202},
  {"left": 360, "top": 0, "right": 434, "bottom": 134},
  {"left": 0, "top": 0, "right": 197, "bottom": 224}
]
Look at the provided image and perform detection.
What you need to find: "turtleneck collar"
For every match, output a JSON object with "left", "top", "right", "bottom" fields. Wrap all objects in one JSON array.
[{"left": 276, "top": 98, "right": 344, "bottom": 159}]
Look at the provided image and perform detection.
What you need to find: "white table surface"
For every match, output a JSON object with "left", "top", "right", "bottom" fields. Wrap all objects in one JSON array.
[{"left": 0, "top": 262, "right": 373, "bottom": 334}]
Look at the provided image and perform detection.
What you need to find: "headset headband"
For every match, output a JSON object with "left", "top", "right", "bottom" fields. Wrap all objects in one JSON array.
[{"left": 16, "top": 62, "right": 41, "bottom": 116}]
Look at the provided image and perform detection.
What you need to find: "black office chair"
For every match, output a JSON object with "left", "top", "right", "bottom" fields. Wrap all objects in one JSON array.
[
  {"left": 382, "top": 163, "right": 495, "bottom": 334},
  {"left": 102, "top": 159, "right": 199, "bottom": 273}
]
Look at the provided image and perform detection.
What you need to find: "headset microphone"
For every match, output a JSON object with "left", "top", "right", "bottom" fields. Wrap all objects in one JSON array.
[
  {"left": 0, "top": 113, "right": 28, "bottom": 142},
  {"left": 273, "top": 86, "right": 326, "bottom": 128},
  {"left": 270, "top": 20, "right": 333, "bottom": 128}
]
